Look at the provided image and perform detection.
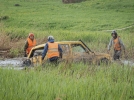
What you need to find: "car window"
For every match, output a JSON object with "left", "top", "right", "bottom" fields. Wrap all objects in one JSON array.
[
  {"left": 29, "top": 47, "right": 44, "bottom": 58},
  {"left": 71, "top": 44, "right": 85, "bottom": 53},
  {"left": 33, "top": 49, "right": 43, "bottom": 56},
  {"left": 60, "top": 44, "right": 70, "bottom": 55}
]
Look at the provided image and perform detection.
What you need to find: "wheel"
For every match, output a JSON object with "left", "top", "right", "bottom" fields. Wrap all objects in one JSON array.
[
  {"left": 22, "top": 59, "right": 32, "bottom": 67},
  {"left": 98, "top": 58, "right": 110, "bottom": 65}
]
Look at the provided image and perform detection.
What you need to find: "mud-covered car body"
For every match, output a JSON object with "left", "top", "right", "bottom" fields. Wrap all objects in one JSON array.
[{"left": 26, "top": 40, "right": 111, "bottom": 66}]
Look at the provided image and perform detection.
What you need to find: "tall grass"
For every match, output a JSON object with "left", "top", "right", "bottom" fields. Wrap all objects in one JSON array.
[
  {"left": 1, "top": 28, "right": 134, "bottom": 58},
  {"left": 0, "top": 63, "right": 134, "bottom": 100}
]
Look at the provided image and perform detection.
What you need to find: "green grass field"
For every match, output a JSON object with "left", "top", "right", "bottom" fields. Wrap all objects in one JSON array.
[
  {"left": 0, "top": 0, "right": 134, "bottom": 99},
  {"left": 0, "top": 0, "right": 134, "bottom": 55},
  {"left": 0, "top": 0, "right": 134, "bottom": 37},
  {"left": 0, "top": 64, "right": 134, "bottom": 100}
]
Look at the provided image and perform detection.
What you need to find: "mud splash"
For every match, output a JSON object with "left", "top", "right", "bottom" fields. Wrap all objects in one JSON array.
[
  {"left": 121, "top": 60, "right": 134, "bottom": 66},
  {"left": 0, "top": 58, "right": 134, "bottom": 70},
  {"left": 0, "top": 58, "right": 26, "bottom": 70},
  {"left": 0, "top": 59, "right": 22, "bottom": 66}
]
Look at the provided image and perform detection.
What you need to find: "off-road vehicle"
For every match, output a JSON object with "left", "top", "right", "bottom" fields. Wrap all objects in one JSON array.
[{"left": 23, "top": 40, "right": 111, "bottom": 66}]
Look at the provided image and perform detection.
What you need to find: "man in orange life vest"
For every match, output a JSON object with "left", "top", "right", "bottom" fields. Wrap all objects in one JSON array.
[
  {"left": 42, "top": 36, "right": 62, "bottom": 64},
  {"left": 108, "top": 31, "right": 125, "bottom": 60},
  {"left": 24, "top": 33, "right": 36, "bottom": 57}
]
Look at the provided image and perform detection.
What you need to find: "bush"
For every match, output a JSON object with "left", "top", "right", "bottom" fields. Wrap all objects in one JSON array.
[
  {"left": 62, "top": 0, "right": 84, "bottom": 3},
  {"left": 0, "top": 16, "right": 9, "bottom": 21}
]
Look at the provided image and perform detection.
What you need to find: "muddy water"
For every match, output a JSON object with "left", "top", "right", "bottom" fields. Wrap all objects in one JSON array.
[
  {"left": 0, "top": 58, "right": 26, "bottom": 70},
  {"left": 0, "top": 59, "right": 22, "bottom": 66},
  {"left": 121, "top": 60, "right": 134, "bottom": 66},
  {"left": 0, "top": 58, "right": 134, "bottom": 70}
]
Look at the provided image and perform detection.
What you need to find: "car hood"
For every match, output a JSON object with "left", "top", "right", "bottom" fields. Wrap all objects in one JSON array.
[{"left": 93, "top": 52, "right": 112, "bottom": 59}]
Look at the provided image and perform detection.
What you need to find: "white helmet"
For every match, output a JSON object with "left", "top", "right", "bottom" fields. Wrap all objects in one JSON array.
[{"left": 48, "top": 35, "right": 54, "bottom": 40}]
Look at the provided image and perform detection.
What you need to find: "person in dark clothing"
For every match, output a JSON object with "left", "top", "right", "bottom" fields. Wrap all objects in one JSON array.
[
  {"left": 24, "top": 33, "right": 36, "bottom": 57},
  {"left": 108, "top": 31, "right": 125, "bottom": 60},
  {"left": 42, "top": 36, "right": 62, "bottom": 65}
]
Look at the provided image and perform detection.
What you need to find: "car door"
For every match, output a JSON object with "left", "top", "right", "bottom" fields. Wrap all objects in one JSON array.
[
  {"left": 30, "top": 48, "right": 43, "bottom": 66},
  {"left": 71, "top": 44, "right": 93, "bottom": 63},
  {"left": 60, "top": 44, "right": 70, "bottom": 60}
]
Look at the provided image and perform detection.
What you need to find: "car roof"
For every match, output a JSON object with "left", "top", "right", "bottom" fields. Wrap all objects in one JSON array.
[{"left": 32, "top": 41, "right": 82, "bottom": 50}]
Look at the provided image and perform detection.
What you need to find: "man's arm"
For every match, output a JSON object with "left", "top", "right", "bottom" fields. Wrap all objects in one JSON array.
[
  {"left": 119, "top": 38, "right": 125, "bottom": 50},
  {"left": 24, "top": 41, "right": 28, "bottom": 57},
  {"left": 108, "top": 38, "right": 113, "bottom": 51},
  {"left": 42, "top": 43, "right": 48, "bottom": 60},
  {"left": 58, "top": 44, "right": 63, "bottom": 58},
  {"left": 24, "top": 41, "right": 28, "bottom": 51}
]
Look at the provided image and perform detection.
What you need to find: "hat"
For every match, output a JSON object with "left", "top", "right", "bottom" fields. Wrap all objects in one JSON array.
[
  {"left": 48, "top": 35, "right": 54, "bottom": 40},
  {"left": 111, "top": 30, "right": 117, "bottom": 34},
  {"left": 29, "top": 33, "right": 34, "bottom": 37}
]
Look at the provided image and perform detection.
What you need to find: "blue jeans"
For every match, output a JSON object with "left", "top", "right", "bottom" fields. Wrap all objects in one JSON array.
[{"left": 49, "top": 56, "right": 59, "bottom": 66}]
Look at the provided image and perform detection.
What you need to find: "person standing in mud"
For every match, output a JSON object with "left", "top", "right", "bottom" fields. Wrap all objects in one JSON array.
[
  {"left": 24, "top": 33, "right": 36, "bottom": 57},
  {"left": 42, "top": 35, "right": 62, "bottom": 65},
  {"left": 107, "top": 31, "right": 125, "bottom": 60}
]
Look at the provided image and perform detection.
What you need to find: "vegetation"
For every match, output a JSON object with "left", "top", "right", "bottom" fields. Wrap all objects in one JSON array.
[
  {"left": 0, "top": 0, "right": 134, "bottom": 99},
  {"left": 0, "top": 0, "right": 134, "bottom": 57},
  {"left": 0, "top": 0, "right": 134, "bottom": 36},
  {"left": 0, "top": 64, "right": 134, "bottom": 100}
]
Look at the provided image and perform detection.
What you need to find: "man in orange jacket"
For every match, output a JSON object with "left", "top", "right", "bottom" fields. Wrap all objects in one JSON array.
[
  {"left": 24, "top": 33, "right": 36, "bottom": 57},
  {"left": 108, "top": 31, "right": 125, "bottom": 60},
  {"left": 42, "top": 36, "right": 62, "bottom": 65}
]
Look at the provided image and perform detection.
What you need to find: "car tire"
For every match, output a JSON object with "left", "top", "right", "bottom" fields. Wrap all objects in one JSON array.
[
  {"left": 98, "top": 58, "right": 109, "bottom": 65},
  {"left": 22, "top": 59, "right": 32, "bottom": 67}
]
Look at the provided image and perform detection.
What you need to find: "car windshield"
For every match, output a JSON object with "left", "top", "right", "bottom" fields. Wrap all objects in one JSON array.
[
  {"left": 29, "top": 47, "right": 44, "bottom": 58},
  {"left": 33, "top": 49, "right": 43, "bottom": 56}
]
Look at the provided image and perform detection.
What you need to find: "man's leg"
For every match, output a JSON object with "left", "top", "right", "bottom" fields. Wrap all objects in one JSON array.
[
  {"left": 116, "top": 50, "right": 121, "bottom": 60},
  {"left": 49, "top": 57, "right": 59, "bottom": 66},
  {"left": 113, "top": 50, "right": 121, "bottom": 60}
]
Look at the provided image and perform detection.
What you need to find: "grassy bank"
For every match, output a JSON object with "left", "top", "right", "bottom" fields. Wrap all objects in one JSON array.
[
  {"left": 0, "top": 0, "right": 134, "bottom": 36},
  {"left": 1, "top": 29, "right": 134, "bottom": 58},
  {"left": 0, "top": 64, "right": 134, "bottom": 100}
]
